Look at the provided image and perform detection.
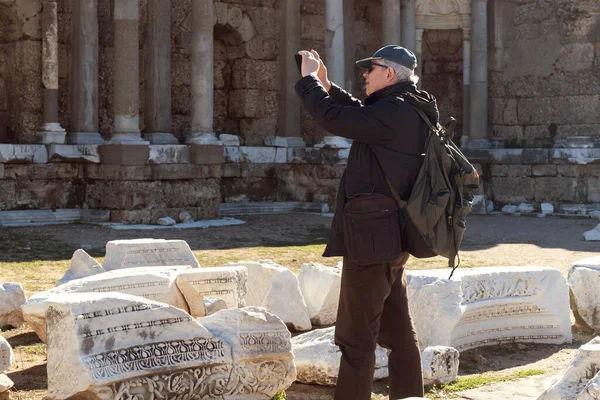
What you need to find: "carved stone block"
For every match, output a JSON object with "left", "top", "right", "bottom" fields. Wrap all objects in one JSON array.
[
  {"left": 103, "top": 239, "right": 201, "bottom": 271},
  {"left": 58, "top": 249, "right": 105, "bottom": 285},
  {"left": 176, "top": 266, "right": 248, "bottom": 318},
  {"left": 298, "top": 262, "right": 341, "bottom": 326},
  {"left": 422, "top": 346, "right": 459, "bottom": 386},
  {"left": 23, "top": 265, "right": 193, "bottom": 342},
  {"left": 569, "top": 256, "right": 600, "bottom": 331}
]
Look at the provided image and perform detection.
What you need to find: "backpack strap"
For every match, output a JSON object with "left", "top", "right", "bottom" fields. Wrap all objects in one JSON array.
[{"left": 413, "top": 108, "right": 439, "bottom": 132}]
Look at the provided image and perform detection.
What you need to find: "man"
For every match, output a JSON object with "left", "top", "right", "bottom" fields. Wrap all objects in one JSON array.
[{"left": 295, "top": 45, "right": 440, "bottom": 399}]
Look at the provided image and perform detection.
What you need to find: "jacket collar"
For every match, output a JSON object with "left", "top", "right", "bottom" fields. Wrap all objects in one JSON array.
[{"left": 364, "top": 81, "right": 416, "bottom": 105}]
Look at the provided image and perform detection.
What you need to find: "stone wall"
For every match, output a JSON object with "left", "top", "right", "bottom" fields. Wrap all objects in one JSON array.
[{"left": 488, "top": 0, "right": 600, "bottom": 147}]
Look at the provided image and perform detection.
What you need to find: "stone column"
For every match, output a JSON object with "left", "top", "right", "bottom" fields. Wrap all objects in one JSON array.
[
  {"left": 37, "top": 0, "right": 65, "bottom": 144},
  {"left": 382, "top": 0, "right": 401, "bottom": 45},
  {"left": 99, "top": 0, "right": 149, "bottom": 165},
  {"left": 144, "top": 0, "right": 177, "bottom": 144},
  {"left": 111, "top": 0, "right": 144, "bottom": 143},
  {"left": 187, "top": 0, "right": 220, "bottom": 144},
  {"left": 318, "top": 0, "right": 349, "bottom": 148},
  {"left": 68, "top": 0, "right": 102, "bottom": 144},
  {"left": 461, "top": 27, "right": 471, "bottom": 145},
  {"left": 468, "top": 0, "right": 489, "bottom": 148},
  {"left": 401, "top": 0, "right": 416, "bottom": 52},
  {"left": 275, "top": 0, "right": 304, "bottom": 148},
  {"left": 415, "top": 28, "right": 424, "bottom": 88}
]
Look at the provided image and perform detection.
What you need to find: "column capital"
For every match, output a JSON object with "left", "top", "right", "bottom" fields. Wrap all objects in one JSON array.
[{"left": 415, "top": 28, "right": 424, "bottom": 40}]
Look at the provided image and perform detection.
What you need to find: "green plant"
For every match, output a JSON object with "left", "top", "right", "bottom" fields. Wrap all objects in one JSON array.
[{"left": 271, "top": 391, "right": 286, "bottom": 400}]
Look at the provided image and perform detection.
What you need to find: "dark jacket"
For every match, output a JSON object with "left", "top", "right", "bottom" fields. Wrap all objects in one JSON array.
[{"left": 294, "top": 75, "right": 439, "bottom": 257}]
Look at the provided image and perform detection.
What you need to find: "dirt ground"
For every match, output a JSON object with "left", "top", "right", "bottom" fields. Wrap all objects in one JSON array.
[{"left": 1, "top": 213, "right": 599, "bottom": 399}]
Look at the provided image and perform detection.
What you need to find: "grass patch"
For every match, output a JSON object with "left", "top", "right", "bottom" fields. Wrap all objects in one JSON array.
[
  {"left": 271, "top": 391, "right": 286, "bottom": 400},
  {"left": 14, "top": 343, "right": 47, "bottom": 356},
  {"left": 426, "top": 369, "right": 547, "bottom": 399}
]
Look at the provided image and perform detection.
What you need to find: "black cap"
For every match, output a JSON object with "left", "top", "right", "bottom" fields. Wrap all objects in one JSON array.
[{"left": 356, "top": 45, "right": 417, "bottom": 70}]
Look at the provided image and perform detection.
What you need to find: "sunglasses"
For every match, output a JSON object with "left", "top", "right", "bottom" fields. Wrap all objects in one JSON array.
[{"left": 367, "top": 62, "right": 389, "bottom": 73}]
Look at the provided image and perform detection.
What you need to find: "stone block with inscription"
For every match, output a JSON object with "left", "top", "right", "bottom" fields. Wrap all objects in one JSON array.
[
  {"left": 23, "top": 266, "right": 192, "bottom": 342},
  {"left": 449, "top": 266, "right": 572, "bottom": 351},
  {"left": 298, "top": 262, "right": 341, "bottom": 326},
  {"left": 537, "top": 337, "right": 600, "bottom": 400},
  {"left": 227, "top": 260, "right": 312, "bottom": 331},
  {"left": 291, "top": 326, "right": 388, "bottom": 386},
  {"left": 568, "top": 256, "right": 600, "bottom": 332},
  {"left": 0, "top": 282, "right": 26, "bottom": 329},
  {"left": 58, "top": 249, "right": 106, "bottom": 284},
  {"left": 102, "top": 239, "right": 201, "bottom": 271},
  {"left": 0, "top": 336, "right": 13, "bottom": 373},
  {"left": 44, "top": 292, "right": 295, "bottom": 400},
  {"left": 176, "top": 266, "right": 248, "bottom": 318},
  {"left": 0, "top": 144, "right": 48, "bottom": 163}
]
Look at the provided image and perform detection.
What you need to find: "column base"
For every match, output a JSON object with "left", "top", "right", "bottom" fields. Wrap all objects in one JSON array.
[
  {"left": 286, "top": 137, "right": 307, "bottom": 148},
  {"left": 37, "top": 123, "right": 66, "bottom": 144},
  {"left": 264, "top": 136, "right": 288, "bottom": 147},
  {"left": 186, "top": 132, "right": 222, "bottom": 145},
  {"left": 143, "top": 132, "right": 179, "bottom": 145},
  {"left": 67, "top": 132, "right": 104, "bottom": 145},
  {"left": 462, "top": 138, "right": 491, "bottom": 149},
  {"left": 314, "top": 136, "right": 352, "bottom": 149},
  {"left": 109, "top": 133, "right": 149, "bottom": 145},
  {"left": 218, "top": 134, "right": 241, "bottom": 146},
  {"left": 98, "top": 143, "right": 150, "bottom": 165}
]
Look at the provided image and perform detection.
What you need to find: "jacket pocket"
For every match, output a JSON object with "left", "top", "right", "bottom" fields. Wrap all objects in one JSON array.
[{"left": 343, "top": 193, "right": 402, "bottom": 265}]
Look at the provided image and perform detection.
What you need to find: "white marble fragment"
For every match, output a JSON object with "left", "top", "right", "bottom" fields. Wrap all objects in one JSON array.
[
  {"left": 178, "top": 211, "right": 194, "bottom": 223},
  {"left": 422, "top": 346, "right": 459, "bottom": 386},
  {"left": 219, "top": 134, "right": 241, "bottom": 146},
  {"left": 58, "top": 249, "right": 105, "bottom": 284},
  {"left": 203, "top": 297, "right": 228, "bottom": 316},
  {"left": 0, "top": 336, "right": 14, "bottom": 373},
  {"left": 298, "top": 262, "right": 341, "bottom": 326},
  {"left": 406, "top": 267, "right": 572, "bottom": 351},
  {"left": 45, "top": 292, "right": 294, "bottom": 400},
  {"left": 406, "top": 272, "right": 462, "bottom": 350},
  {"left": 291, "top": 327, "right": 388, "bottom": 386},
  {"left": 228, "top": 260, "right": 312, "bottom": 331},
  {"left": 0, "top": 373, "right": 14, "bottom": 392},
  {"left": 157, "top": 217, "right": 176, "bottom": 226},
  {"left": 537, "top": 337, "right": 600, "bottom": 400},
  {"left": 502, "top": 205, "right": 518, "bottom": 213},
  {"left": 102, "top": 239, "right": 201, "bottom": 270},
  {"left": 0, "top": 282, "right": 26, "bottom": 328},
  {"left": 517, "top": 203, "right": 536, "bottom": 213},
  {"left": 23, "top": 266, "right": 192, "bottom": 342},
  {"left": 568, "top": 256, "right": 600, "bottom": 332},
  {"left": 583, "top": 224, "right": 600, "bottom": 241},
  {"left": 541, "top": 203, "right": 554, "bottom": 214},
  {"left": 176, "top": 266, "right": 248, "bottom": 318}
]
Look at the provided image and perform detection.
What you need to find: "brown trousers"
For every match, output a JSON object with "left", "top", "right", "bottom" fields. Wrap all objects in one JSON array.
[{"left": 334, "top": 253, "right": 424, "bottom": 400}]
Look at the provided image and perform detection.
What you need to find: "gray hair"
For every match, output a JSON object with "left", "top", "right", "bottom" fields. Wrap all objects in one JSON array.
[{"left": 381, "top": 59, "right": 419, "bottom": 84}]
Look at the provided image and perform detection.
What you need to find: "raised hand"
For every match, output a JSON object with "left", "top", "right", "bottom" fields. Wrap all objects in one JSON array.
[
  {"left": 311, "top": 49, "right": 331, "bottom": 92},
  {"left": 298, "top": 50, "right": 320, "bottom": 78}
]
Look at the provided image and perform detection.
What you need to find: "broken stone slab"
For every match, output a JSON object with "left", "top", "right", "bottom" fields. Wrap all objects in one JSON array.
[
  {"left": 0, "top": 336, "right": 14, "bottom": 373},
  {"left": 0, "top": 282, "right": 26, "bottom": 329},
  {"left": 406, "top": 267, "right": 572, "bottom": 351},
  {"left": 157, "top": 216, "right": 176, "bottom": 226},
  {"left": 0, "top": 144, "right": 48, "bottom": 163},
  {"left": 23, "top": 265, "right": 193, "bottom": 342},
  {"left": 0, "top": 373, "right": 13, "bottom": 393},
  {"left": 422, "top": 346, "right": 459, "bottom": 386},
  {"left": 583, "top": 224, "right": 600, "bottom": 241},
  {"left": 45, "top": 292, "right": 295, "bottom": 400},
  {"left": 178, "top": 211, "right": 194, "bottom": 223},
  {"left": 291, "top": 327, "right": 388, "bottom": 386},
  {"left": 175, "top": 266, "right": 248, "bottom": 318},
  {"left": 227, "top": 260, "right": 312, "bottom": 331},
  {"left": 406, "top": 272, "right": 463, "bottom": 350},
  {"left": 58, "top": 249, "right": 106, "bottom": 284},
  {"left": 502, "top": 205, "right": 518, "bottom": 213},
  {"left": 517, "top": 202, "right": 536, "bottom": 213},
  {"left": 203, "top": 297, "right": 228, "bottom": 316},
  {"left": 537, "top": 337, "right": 600, "bottom": 400},
  {"left": 218, "top": 134, "right": 241, "bottom": 146},
  {"left": 147, "top": 145, "right": 190, "bottom": 164},
  {"left": 541, "top": 203, "right": 555, "bottom": 214},
  {"left": 102, "top": 239, "right": 201, "bottom": 270},
  {"left": 449, "top": 266, "right": 572, "bottom": 351},
  {"left": 47, "top": 144, "right": 100, "bottom": 163},
  {"left": 568, "top": 256, "right": 600, "bottom": 332},
  {"left": 298, "top": 262, "right": 341, "bottom": 326}
]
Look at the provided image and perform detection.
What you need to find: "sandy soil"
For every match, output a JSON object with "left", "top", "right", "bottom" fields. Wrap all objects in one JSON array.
[{"left": 1, "top": 213, "right": 599, "bottom": 399}]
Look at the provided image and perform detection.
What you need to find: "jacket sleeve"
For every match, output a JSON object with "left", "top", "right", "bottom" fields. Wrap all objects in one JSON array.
[
  {"left": 328, "top": 82, "right": 363, "bottom": 107},
  {"left": 295, "top": 75, "right": 412, "bottom": 145}
]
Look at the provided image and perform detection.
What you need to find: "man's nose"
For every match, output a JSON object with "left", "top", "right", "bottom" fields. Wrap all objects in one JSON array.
[{"left": 362, "top": 70, "right": 369, "bottom": 78}]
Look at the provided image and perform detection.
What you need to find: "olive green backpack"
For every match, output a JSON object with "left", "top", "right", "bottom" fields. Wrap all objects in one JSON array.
[{"left": 386, "top": 109, "right": 480, "bottom": 278}]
